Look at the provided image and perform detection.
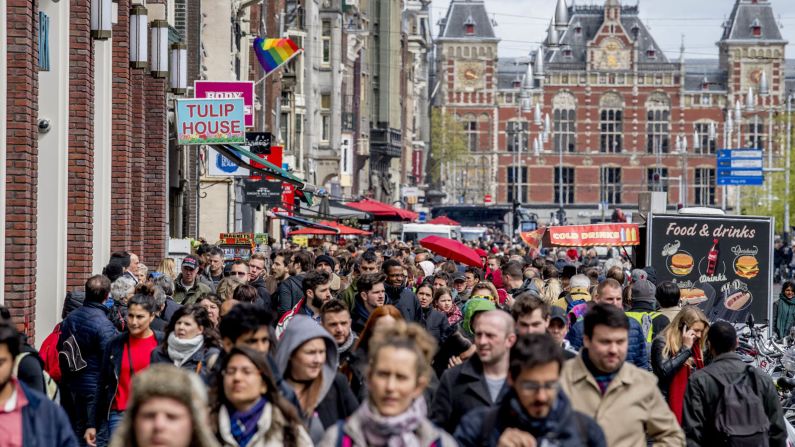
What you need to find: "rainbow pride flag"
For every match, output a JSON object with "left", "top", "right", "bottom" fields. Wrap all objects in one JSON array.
[{"left": 253, "top": 37, "right": 301, "bottom": 75}]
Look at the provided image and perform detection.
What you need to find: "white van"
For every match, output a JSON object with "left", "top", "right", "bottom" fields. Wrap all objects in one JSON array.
[
  {"left": 460, "top": 226, "right": 488, "bottom": 242},
  {"left": 401, "top": 224, "right": 460, "bottom": 243}
]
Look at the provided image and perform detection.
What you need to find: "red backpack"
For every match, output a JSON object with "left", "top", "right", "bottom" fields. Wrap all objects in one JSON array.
[{"left": 38, "top": 323, "right": 62, "bottom": 383}]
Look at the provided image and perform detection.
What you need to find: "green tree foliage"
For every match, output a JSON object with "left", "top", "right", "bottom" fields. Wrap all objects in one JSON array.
[{"left": 429, "top": 107, "right": 469, "bottom": 182}]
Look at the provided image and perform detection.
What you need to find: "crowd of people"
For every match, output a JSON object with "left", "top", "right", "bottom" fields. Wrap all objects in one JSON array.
[{"left": 0, "top": 240, "right": 788, "bottom": 446}]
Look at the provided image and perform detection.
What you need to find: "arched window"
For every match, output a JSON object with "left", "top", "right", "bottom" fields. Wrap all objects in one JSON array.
[
  {"left": 646, "top": 93, "right": 670, "bottom": 153},
  {"left": 553, "top": 92, "right": 576, "bottom": 153},
  {"left": 600, "top": 93, "right": 623, "bottom": 153}
]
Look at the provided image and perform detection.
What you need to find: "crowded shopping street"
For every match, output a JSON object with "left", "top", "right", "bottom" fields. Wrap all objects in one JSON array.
[{"left": 5, "top": 0, "right": 795, "bottom": 445}]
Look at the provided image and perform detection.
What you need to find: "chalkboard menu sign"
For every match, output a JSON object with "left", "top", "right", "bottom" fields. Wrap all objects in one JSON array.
[{"left": 646, "top": 214, "right": 773, "bottom": 324}]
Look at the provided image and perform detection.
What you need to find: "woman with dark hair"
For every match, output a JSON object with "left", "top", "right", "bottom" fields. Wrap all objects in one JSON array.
[
  {"left": 211, "top": 347, "right": 312, "bottom": 446},
  {"left": 198, "top": 294, "right": 223, "bottom": 328},
  {"left": 89, "top": 293, "right": 164, "bottom": 446},
  {"left": 415, "top": 282, "right": 450, "bottom": 343},
  {"left": 151, "top": 304, "right": 221, "bottom": 380},
  {"left": 776, "top": 280, "right": 795, "bottom": 338},
  {"left": 233, "top": 284, "right": 260, "bottom": 304},
  {"left": 319, "top": 321, "right": 456, "bottom": 447},
  {"left": 433, "top": 286, "right": 462, "bottom": 327}
]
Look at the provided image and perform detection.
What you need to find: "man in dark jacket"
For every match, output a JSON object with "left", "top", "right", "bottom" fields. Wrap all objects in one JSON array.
[
  {"left": 382, "top": 259, "right": 421, "bottom": 323},
  {"left": 57, "top": 274, "right": 118, "bottom": 442},
  {"left": 567, "top": 278, "right": 649, "bottom": 369},
  {"left": 683, "top": 321, "right": 786, "bottom": 447},
  {"left": 455, "top": 333, "right": 606, "bottom": 447},
  {"left": 172, "top": 255, "right": 212, "bottom": 305},
  {"left": 277, "top": 250, "right": 313, "bottom": 318},
  {"left": 0, "top": 323, "right": 78, "bottom": 447},
  {"left": 248, "top": 252, "right": 273, "bottom": 310},
  {"left": 199, "top": 246, "right": 226, "bottom": 291},
  {"left": 432, "top": 310, "right": 516, "bottom": 433}
]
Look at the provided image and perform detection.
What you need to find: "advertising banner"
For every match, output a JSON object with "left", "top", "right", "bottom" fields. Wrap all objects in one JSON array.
[
  {"left": 646, "top": 214, "right": 773, "bottom": 324},
  {"left": 194, "top": 81, "right": 255, "bottom": 127},
  {"left": 544, "top": 223, "right": 640, "bottom": 247},
  {"left": 175, "top": 98, "right": 245, "bottom": 145},
  {"left": 207, "top": 147, "right": 249, "bottom": 177},
  {"left": 243, "top": 178, "right": 283, "bottom": 206}
]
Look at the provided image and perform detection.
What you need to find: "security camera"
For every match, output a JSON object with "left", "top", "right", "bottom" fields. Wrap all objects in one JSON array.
[{"left": 38, "top": 119, "right": 51, "bottom": 133}]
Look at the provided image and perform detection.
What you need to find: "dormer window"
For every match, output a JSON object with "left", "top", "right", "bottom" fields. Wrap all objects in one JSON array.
[
  {"left": 631, "top": 24, "right": 640, "bottom": 39},
  {"left": 574, "top": 22, "right": 582, "bottom": 35},
  {"left": 646, "top": 46, "right": 656, "bottom": 59},
  {"left": 464, "top": 14, "right": 475, "bottom": 35},
  {"left": 513, "top": 79, "right": 522, "bottom": 89},
  {"left": 562, "top": 46, "right": 573, "bottom": 58},
  {"left": 751, "top": 18, "right": 762, "bottom": 37}
]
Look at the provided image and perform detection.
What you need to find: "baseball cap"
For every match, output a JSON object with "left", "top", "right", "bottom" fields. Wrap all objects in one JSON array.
[
  {"left": 550, "top": 306, "right": 568, "bottom": 325},
  {"left": 631, "top": 268, "right": 648, "bottom": 283},
  {"left": 181, "top": 255, "right": 199, "bottom": 270},
  {"left": 631, "top": 279, "right": 656, "bottom": 303},
  {"left": 453, "top": 273, "right": 466, "bottom": 283}
]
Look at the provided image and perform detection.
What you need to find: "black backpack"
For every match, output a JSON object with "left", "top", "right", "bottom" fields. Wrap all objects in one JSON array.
[{"left": 706, "top": 366, "right": 770, "bottom": 447}]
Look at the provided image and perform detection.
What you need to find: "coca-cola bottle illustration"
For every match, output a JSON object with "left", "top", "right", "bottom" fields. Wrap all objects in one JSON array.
[{"left": 706, "top": 239, "right": 719, "bottom": 276}]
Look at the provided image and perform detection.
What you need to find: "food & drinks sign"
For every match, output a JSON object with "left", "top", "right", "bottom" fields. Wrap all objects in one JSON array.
[
  {"left": 176, "top": 98, "right": 246, "bottom": 145},
  {"left": 646, "top": 214, "right": 773, "bottom": 324}
]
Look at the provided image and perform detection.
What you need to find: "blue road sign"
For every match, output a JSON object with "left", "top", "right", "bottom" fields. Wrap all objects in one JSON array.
[
  {"left": 418, "top": 211, "right": 427, "bottom": 223},
  {"left": 716, "top": 149, "right": 763, "bottom": 186}
]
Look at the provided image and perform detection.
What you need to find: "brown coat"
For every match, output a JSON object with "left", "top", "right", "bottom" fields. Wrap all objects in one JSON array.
[{"left": 560, "top": 355, "right": 685, "bottom": 447}]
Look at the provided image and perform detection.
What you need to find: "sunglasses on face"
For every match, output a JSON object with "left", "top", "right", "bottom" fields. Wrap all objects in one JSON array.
[{"left": 471, "top": 294, "right": 495, "bottom": 302}]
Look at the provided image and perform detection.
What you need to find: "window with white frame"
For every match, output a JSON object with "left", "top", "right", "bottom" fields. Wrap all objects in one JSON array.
[
  {"left": 600, "top": 167, "right": 622, "bottom": 204},
  {"left": 465, "top": 121, "right": 477, "bottom": 151},
  {"left": 695, "top": 168, "right": 716, "bottom": 205},
  {"left": 647, "top": 167, "right": 668, "bottom": 192},
  {"left": 321, "top": 21, "right": 331, "bottom": 66},
  {"left": 600, "top": 94, "right": 623, "bottom": 153},
  {"left": 507, "top": 121, "right": 528, "bottom": 152},
  {"left": 507, "top": 166, "right": 528, "bottom": 203},
  {"left": 746, "top": 116, "right": 764, "bottom": 149},
  {"left": 554, "top": 167, "right": 575, "bottom": 204},
  {"left": 320, "top": 94, "right": 331, "bottom": 142},
  {"left": 695, "top": 122, "right": 717, "bottom": 154},
  {"left": 553, "top": 93, "right": 577, "bottom": 153},
  {"left": 646, "top": 94, "right": 670, "bottom": 153}
]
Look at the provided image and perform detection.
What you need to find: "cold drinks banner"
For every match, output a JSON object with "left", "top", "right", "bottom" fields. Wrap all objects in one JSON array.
[
  {"left": 543, "top": 223, "right": 640, "bottom": 247},
  {"left": 646, "top": 214, "right": 773, "bottom": 324},
  {"left": 176, "top": 98, "right": 246, "bottom": 145}
]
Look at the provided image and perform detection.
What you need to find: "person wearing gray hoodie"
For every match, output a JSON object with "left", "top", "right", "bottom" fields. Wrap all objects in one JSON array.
[{"left": 274, "top": 315, "right": 359, "bottom": 444}]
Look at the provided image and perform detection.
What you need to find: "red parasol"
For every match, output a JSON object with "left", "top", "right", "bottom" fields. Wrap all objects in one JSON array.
[
  {"left": 345, "top": 199, "right": 419, "bottom": 221},
  {"left": 427, "top": 216, "right": 460, "bottom": 226},
  {"left": 419, "top": 236, "right": 483, "bottom": 268}
]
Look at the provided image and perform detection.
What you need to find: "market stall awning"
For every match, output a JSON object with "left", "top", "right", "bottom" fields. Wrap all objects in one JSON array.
[
  {"left": 543, "top": 223, "right": 640, "bottom": 247},
  {"left": 345, "top": 199, "right": 418, "bottom": 222},
  {"left": 303, "top": 199, "right": 372, "bottom": 220},
  {"left": 428, "top": 216, "right": 460, "bottom": 226},
  {"left": 289, "top": 220, "right": 372, "bottom": 237},
  {"left": 274, "top": 213, "right": 339, "bottom": 232},
  {"left": 213, "top": 144, "right": 314, "bottom": 206}
]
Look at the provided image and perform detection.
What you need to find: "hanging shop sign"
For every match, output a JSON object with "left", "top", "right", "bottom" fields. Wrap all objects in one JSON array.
[
  {"left": 175, "top": 98, "right": 245, "bottom": 145},
  {"left": 194, "top": 81, "right": 255, "bottom": 127},
  {"left": 543, "top": 223, "right": 640, "bottom": 247}
]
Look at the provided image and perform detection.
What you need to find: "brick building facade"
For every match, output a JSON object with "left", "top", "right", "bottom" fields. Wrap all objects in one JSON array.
[
  {"left": 2, "top": 0, "right": 174, "bottom": 340},
  {"left": 435, "top": 0, "right": 791, "bottom": 224}
]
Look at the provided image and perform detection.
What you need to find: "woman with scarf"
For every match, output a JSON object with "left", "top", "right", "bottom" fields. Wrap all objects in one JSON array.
[
  {"left": 433, "top": 286, "right": 462, "bottom": 327},
  {"left": 211, "top": 347, "right": 312, "bottom": 447},
  {"left": 415, "top": 282, "right": 450, "bottom": 344},
  {"left": 319, "top": 321, "right": 457, "bottom": 447},
  {"left": 775, "top": 281, "right": 795, "bottom": 338},
  {"left": 650, "top": 305, "right": 708, "bottom": 424},
  {"left": 151, "top": 304, "right": 221, "bottom": 381},
  {"left": 274, "top": 315, "right": 359, "bottom": 444}
]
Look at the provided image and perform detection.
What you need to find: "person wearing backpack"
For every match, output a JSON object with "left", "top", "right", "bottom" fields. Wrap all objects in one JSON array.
[
  {"left": 552, "top": 274, "right": 592, "bottom": 313},
  {"left": 682, "top": 321, "right": 786, "bottom": 446},
  {"left": 454, "top": 333, "right": 606, "bottom": 447}
]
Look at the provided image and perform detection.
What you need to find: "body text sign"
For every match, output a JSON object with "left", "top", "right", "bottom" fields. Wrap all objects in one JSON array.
[
  {"left": 176, "top": 98, "right": 245, "bottom": 145},
  {"left": 194, "top": 81, "right": 255, "bottom": 127}
]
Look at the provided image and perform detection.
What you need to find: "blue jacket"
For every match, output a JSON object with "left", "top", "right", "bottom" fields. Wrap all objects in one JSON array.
[
  {"left": 454, "top": 389, "right": 606, "bottom": 447},
  {"left": 567, "top": 315, "right": 649, "bottom": 370},
  {"left": 19, "top": 382, "right": 79, "bottom": 447},
  {"left": 91, "top": 330, "right": 164, "bottom": 429},
  {"left": 57, "top": 301, "right": 119, "bottom": 392}
]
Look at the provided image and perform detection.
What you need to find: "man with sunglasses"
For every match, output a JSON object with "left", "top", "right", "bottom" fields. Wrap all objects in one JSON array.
[{"left": 454, "top": 333, "right": 606, "bottom": 447}]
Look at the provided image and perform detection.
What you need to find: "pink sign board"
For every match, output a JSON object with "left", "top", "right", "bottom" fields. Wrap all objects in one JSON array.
[{"left": 194, "top": 81, "right": 255, "bottom": 127}]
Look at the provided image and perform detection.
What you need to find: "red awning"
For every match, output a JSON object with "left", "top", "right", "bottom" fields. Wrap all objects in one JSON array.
[
  {"left": 345, "top": 199, "right": 418, "bottom": 222},
  {"left": 289, "top": 220, "right": 372, "bottom": 236},
  {"left": 428, "top": 216, "right": 460, "bottom": 226}
]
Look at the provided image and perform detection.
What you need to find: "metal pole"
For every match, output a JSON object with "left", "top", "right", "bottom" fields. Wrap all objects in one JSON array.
[
  {"left": 768, "top": 97, "right": 774, "bottom": 210},
  {"left": 786, "top": 95, "right": 792, "bottom": 243},
  {"left": 737, "top": 112, "right": 742, "bottom": 214}
]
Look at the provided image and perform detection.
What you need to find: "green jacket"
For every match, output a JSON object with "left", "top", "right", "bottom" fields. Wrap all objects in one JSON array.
[
  {"left": 338, "top": 282, "right": 358, "bottom": 312},
  {"left": 173, "top": 275, "right": 212, "bottom": 305}
]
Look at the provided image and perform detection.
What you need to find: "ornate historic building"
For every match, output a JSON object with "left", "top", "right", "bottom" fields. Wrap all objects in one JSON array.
[{"left": 435, "top": 0, "right": 790, "bottom": 223}]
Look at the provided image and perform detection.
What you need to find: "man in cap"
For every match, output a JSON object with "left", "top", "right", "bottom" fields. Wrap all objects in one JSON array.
[
  {"left": 452, "top": 273, "right": 468, "bottom": 302},
  {"left": 173, "top": 255, "right": 212, "bottom": 305},
  {"left": 625, "top": 279, "right": 664, "bottom": 348},
  {"left": 548, "top": 306, "right": 576, "bottom": 359}
]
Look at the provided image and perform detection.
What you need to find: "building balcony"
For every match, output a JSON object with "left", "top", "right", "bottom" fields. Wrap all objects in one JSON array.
[{"left": 370, "top": 127, "right": 402, "bottom": 158}]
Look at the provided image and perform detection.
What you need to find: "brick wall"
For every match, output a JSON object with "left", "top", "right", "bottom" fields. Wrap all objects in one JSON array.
[
  {"left": 130, "top": 70, "right": 145, "bottom": 257},
  {"left": 6, "top": 0, "right": 39, "bottom": 337},
  {"left": 67, "top": 0, "right": 95, "bottom": 289},
  {"left": 143, "top": 76, "right": 167, "bottom": 266},
  {"left": 111, "top": 0, "right": 132, "bottom": 252}
]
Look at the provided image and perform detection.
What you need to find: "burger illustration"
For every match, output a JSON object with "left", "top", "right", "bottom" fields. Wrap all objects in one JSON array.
[
  {"left": 670, "top": 252, "right": 694, "bottom": 276},
  {"left": 734, "top": 256, "right": 759, "bottom": 279},
  {"left": 680, "top": 288, "right": 707, "bottom": 305}
]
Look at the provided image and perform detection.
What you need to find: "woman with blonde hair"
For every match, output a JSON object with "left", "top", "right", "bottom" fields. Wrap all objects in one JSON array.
[
  {"left": 651, "top": 305, "right": 708, "bottom": 424},
  {"left": 319, "top": 321, "right": 456, "bottom": 447},
  {"left": 542, "top": 278, "right": 563, "bottom": 305},
  {"left": 216, "top": 276, "right": 246, "bottom": 302},
  {"left": 157, "top": 258, "right": 177, "bottom": 280}
]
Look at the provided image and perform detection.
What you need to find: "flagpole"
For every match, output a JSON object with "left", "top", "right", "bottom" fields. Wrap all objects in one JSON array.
[{"left": 254, "top": 49, "right": 303, "bottom": 86}]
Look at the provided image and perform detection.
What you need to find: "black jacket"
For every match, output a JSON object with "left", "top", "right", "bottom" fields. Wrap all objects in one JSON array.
[
  {"left": 420, "top": 307, "right": 451, "bottom": 344},
  {"left": 315, "top": 372, "right": 360, "bottom": 429},
  {"left": 650, "top": 335, "right": 694, "bottom": 401},
  {"left": 682, "top": 352, "right": 787, "bottom": 447},
  {"left": 161, "top": 298, "right": 181, "bottom": 324},
  {"left": 454, "top": 389, "right": 607, "bottom": 447},
  {"left": 17, "top": 338, "right": 46, "bottom": 395},
  {"left": 57, "top": 302, "right": 119, "bottom": 394},
  {"left": 277, "top": 274, "right": 304, "bottom": 318},
  {"left": 249, "top": 276, "right": 273, "bottom": 311},
  {"left": 384, "top": 284, "right": 422, "bottom": 323},
  {"left": 91, "top": 331, "right": 164, "bottom": 429},
  {"left": 19, "top": 382, "right": 79, "bottom": 447},
  {"left": 431, "top": 355, "right": 509, "bottom": 433}
]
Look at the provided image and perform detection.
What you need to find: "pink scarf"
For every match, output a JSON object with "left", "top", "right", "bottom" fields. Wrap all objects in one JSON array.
[
  {"left": 357, "top": 396, "right": 426, "bottom": 447},
  {"left": 436, "top": 303, "right": 462, "bottom": 326}
]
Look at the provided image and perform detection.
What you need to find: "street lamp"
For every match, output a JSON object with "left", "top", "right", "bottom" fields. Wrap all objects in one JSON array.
[
  {"left": 786, "top": 94, "right": 792, "bottom": 243},
  {"left": 170, "top": 42, "right": 188, "bottom": 94},
  {"left": 149, "top": 20, "right": 169, "bottom": 78},
  {"left": 129, "top": 5, "right": 148, "bottom": 69},
  {"left": 90, "top": 0, "right": 112, "bottom": 39}
]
